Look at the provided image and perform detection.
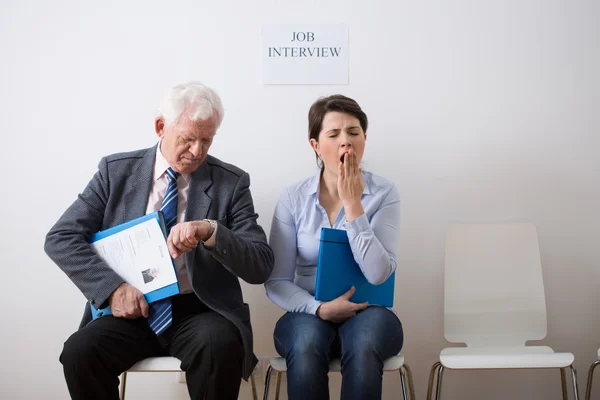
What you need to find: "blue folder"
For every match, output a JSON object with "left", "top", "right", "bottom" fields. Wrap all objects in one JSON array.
[
  {"left": 315, "top": 228, "right": 395, "bottom": 307},
  {"left": 88, "top": 211, "right": 180, "bottom": 319}
]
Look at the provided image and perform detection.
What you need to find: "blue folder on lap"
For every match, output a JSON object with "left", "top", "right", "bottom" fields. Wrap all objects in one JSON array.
[
  {"left": 88, "top": 211, "right": 180, "bottom": 319},
  {"left": 315, "top": 228, "right": 395, "bottom": 307}
]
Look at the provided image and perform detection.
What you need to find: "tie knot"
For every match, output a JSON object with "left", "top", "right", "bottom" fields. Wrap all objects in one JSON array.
[{"left": 166, "top": 167, "right": 179, "bottom": 182}]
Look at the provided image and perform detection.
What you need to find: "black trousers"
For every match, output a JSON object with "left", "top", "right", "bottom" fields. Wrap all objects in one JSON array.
[{"left": 60, "top": 294, "right": 244, "bottom": 400}]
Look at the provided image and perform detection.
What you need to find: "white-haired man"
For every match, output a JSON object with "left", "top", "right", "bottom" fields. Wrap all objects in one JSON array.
[{"left": 45, "top": 82, "right": 274, "bottom": 400}]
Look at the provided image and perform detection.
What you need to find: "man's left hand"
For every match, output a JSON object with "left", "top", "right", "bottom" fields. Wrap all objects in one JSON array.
[{"left": 167, "top": 220, "right": 211, "bottom": 258}]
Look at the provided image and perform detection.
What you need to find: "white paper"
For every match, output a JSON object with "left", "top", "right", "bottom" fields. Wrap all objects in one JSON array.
[
  {"left": 262, "top": 24, "right": 349, "bottom": 85},
  {"left": 90, "top": 219, "right": 177, "bottom": 294}
]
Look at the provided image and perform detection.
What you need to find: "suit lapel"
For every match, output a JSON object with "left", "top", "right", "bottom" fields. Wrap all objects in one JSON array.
[
  {"left": 120, "top": 146, "right": 157, "bottom": 223},
  {"left": 185, "top": 161, "right": 213, "bottom": 274},
  {"left": 185, "top": 161, "right": 213, "bottom": 222}
]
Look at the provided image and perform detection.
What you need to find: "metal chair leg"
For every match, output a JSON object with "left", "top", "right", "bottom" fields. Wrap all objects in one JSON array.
[
  {"left": 435, "top": 363, "right": 445, "bottom": 400},
  {"left": 399, "top": 368, "right": 408, "bottom": 400},
  {"left": 274, "top": 372, "right": 282, "bottom": 400},
  {"left": 561, "top": 368, "right": 569, "bottom": 400},
  {"left": 250, "top": 372, "right": 258, "bottom": 400},
  {"left": 570, "top": 364, "right": 580, "bottom": 400},
  {"left": 119, "top": 372, "right": 127, "bottom": 400},
  {"left": 427, "top": 362, "right": 441, "bottom": 400},
  {"left": 586, "top": 361, "right": 600, "bottom": 400},
  {"left": 263, "top": 365, "right": 273, "bottom": 400},
  {"left": 403, "top": 364, "right": 416, "bottom": 400}
]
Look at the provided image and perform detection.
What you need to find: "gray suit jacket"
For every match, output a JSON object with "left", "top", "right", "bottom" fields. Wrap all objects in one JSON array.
[{"left": 44, "top": 145, "right": 274, "bottom": 379}]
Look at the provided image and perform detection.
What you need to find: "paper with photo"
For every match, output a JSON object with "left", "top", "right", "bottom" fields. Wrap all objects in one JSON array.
[{"left": 90, "top": 218, "right": 177, "bottom": 294}]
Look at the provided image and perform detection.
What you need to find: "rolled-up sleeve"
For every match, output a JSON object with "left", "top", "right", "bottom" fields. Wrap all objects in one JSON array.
[{"left": 345, "top": 184, "right": 401, "bottom": 285}]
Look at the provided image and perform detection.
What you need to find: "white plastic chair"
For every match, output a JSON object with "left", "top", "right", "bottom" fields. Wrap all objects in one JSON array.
[
  {"left": 120, "top": 356, "right": 258, "bottom": 400},
  {"left": 427, "top": 223, "right": 579, "bottom": 400},
  {"left": 585, "top": 349, "right": 600, "bottom": 400},
  {"left": 262, "top": 355, "right": 414, "bottom": 400}
]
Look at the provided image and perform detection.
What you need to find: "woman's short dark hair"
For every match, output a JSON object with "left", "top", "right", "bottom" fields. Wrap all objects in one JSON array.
[{"left": 308, "top": 95, "right": 368, "bottom": 167}]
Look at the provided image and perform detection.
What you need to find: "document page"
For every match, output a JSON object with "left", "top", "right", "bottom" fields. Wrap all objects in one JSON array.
[{"left": 90, "top": 219, "right": 177, "bottom": 294}]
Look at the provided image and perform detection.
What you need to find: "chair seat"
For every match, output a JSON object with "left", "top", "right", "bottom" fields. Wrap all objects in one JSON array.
[
  {"left": 439, "top": 346, "right": 574, "bottom": 369},
  {"left": 269, "top": 355, "right": 405, "bottom": 372},
  {"left": 127, "top": 356, "right": 182, "bottom": 372}
]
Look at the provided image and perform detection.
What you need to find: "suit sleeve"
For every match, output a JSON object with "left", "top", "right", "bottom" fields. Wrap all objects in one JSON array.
[
  {"left": 206, "top": 172, "right": 274, "bottom": 284},
  {"left": 44, "top": 157, "right": 124, "bottom": 308}
]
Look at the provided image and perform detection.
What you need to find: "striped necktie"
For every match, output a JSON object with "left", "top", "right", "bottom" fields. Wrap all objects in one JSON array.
[{"left": 148, "top": 167, "right": 179, "bottom": 335}]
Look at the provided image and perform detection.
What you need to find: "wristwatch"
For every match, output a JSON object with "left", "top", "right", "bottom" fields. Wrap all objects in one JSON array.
[{"left": 202, "top": 219, "right": 217, "bottom": 242}]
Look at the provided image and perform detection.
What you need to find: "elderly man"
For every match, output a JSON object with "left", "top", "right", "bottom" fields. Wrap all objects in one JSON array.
[{"left": 45, "top": 81, "right": 274, "bottom": 400}]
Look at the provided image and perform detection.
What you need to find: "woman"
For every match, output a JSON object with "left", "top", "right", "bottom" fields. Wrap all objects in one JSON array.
[{"left": 265, "top": 95, "right": 403, "bottom": 400}]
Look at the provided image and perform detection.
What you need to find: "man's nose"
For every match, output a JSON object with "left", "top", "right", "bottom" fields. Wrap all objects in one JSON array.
[{"left": 189, "top": 141, "right": 201, "bottom": 156}]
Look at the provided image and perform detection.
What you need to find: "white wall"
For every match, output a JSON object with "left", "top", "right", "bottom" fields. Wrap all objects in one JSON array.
[{"left": 1, "top": 0, "right": 599, "bottom": 399}]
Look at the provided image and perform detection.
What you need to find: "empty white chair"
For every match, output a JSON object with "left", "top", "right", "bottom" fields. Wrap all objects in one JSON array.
[
  {"left": 120, "top": 356, "right": 257, "bottom": 400},
  {"left": 427, "top": 223, "right": 579, "bottom": 400},
  {"left": 263, "top": 355, "right": 414, "bottom": 400},
  {"left": 585, "top": 349, "right": 600, "bottom": 400}
]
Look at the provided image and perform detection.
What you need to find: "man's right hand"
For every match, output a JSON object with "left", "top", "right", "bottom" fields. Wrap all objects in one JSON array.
[
  {"left": 316, "top": 286, "right": 368, "bottom": 323},
  {"left": 109, "top": 283, "right": 149, "bottom": 319}
]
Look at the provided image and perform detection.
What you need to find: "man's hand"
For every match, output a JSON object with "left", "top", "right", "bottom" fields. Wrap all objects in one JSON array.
[
  {"left": 316, "top": 286, "right": 368, "bottom": 323},
  {"left": 167, "top": 220, "right": 211, "bottom": 259},
  {"left": 109, "top": 283, "right": 149, "bottom": 319}
]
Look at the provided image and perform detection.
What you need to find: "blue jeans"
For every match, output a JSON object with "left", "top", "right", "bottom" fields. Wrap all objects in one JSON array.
[{"left": 273, "top": 306, "right": 403, "bottom": 400}]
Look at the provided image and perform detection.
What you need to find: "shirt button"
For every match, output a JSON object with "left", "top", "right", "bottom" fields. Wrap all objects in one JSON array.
[{"left": 222, "top": 249, "right": 227, "bottom": 255}]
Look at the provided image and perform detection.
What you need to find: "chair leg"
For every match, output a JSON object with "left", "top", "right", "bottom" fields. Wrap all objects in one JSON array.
[
  {"left": 119, "top": 372, "right": 127, "bottom": 400},
  {"left": 434, "top": 363, "right": 445, "bottom": 400},
  {"left": 403, "top": 364, "right": 416, "bottom": 400},
  {"left": 570, "top": 364, "right": 580, "bottom": 400},
  {"left": 250, "top": 372, "right": 258, "bottom": 400},
  {"left": 263, "top": 365, "right": 273, "bottom": 400},
  {"left": 274, "top": 372, "right": 282, "bottom": 400},
  {"left": 585, "top": 361, "right": 600, "bottom": 400},
  {"left": 561, "top": 368, "right": 569, "bottom": 400},
  {"left": 399, "top": 368, "right": 408, "bottom": 400},
  {"left": 426, "top": 362, "right": 441, "bottom": 400}
]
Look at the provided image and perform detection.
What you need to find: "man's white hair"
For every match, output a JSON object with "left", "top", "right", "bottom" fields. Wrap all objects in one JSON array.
[{"left": 157, "top": 81, "right": 224, "bottom": 128}]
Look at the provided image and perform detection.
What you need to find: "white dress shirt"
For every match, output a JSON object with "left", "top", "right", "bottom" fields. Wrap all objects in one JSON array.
[{"left": 145, "top": 143, "right": 216, "bottom": 294}]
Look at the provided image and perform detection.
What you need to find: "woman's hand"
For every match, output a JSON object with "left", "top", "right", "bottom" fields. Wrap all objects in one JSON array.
[
  {"left": 316, "top": 286, "right": 368, "bottom": 323},
  {"left": 337, "top": 150, "right": 365, "bottom": 221}
]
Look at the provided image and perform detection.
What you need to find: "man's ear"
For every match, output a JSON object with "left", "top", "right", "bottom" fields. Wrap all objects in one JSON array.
[{"left": 155, "top": 117, "right": 165, "bottom": 137}]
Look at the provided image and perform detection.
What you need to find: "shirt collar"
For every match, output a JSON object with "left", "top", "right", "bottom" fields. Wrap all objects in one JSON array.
[{"left": 153, "top": 141, "right": 191, "bottom": 183}]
